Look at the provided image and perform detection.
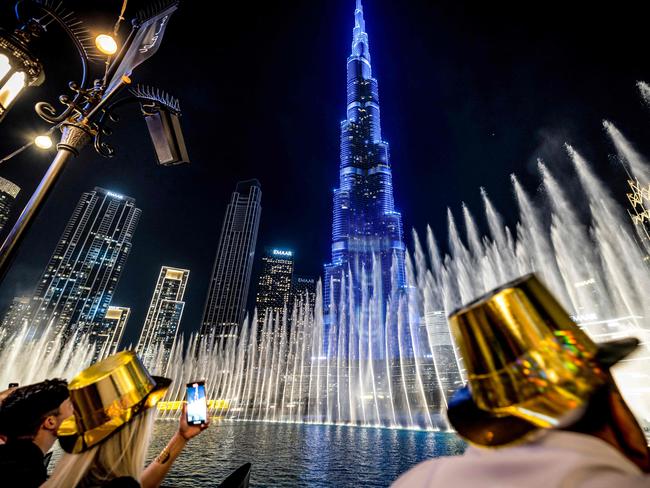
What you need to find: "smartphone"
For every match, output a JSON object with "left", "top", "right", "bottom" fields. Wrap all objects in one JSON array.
[
  {"left": 186, "top": 380, "right": 207, "bottom": 425},
  {"left": 7, "top": 383, "right": 18, "bottom": 388}
]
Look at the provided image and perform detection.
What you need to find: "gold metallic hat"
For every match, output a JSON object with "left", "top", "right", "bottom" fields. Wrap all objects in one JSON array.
[
  {"left": 58, "top": 350, "right": 171, "bottom": 453},
  {"left": 446, "top": 274, "right": 639, "bottom": 448}
]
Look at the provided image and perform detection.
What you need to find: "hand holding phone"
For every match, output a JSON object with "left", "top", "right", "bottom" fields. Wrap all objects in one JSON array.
[{"left": 186, "top": 380, "right": 207, "bottom": 425}]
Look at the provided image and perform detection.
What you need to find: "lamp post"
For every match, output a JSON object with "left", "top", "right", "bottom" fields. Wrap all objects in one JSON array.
[{"left": 0, "top": 0, "right": 189, "bottom": 283}]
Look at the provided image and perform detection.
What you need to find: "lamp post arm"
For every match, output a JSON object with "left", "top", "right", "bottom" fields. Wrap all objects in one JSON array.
[
  {"left": 92, "top": 84, "right": 182, "bottom": 159},
  {"left": 103, "top": 26, "right": 137, "bottom": 89},
  {"left": 93, "top": 92, "right": 140, "bottom": 157},
  {"left": 14, "top": 0, "right": 100, "bottom": 123}
]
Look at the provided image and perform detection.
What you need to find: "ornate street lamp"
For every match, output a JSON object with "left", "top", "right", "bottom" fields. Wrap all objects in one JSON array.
[
  {"left": 0, "top": 22, "right": 45, "bottom": 121},
  {"left": 0, "top": 0, "right": 187, "bottom": 282}
]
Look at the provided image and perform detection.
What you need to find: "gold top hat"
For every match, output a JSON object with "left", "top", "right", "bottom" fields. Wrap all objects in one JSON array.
[
  {"left": 58, "top": 350, "right": 171, "bottom": 453},
  {"left": 447, "top": 274, "right": 638, "bottom": 447}
]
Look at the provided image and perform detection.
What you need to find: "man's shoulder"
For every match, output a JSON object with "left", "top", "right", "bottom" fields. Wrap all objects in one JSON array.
[
  {"left": 0, "top": 439, "right": 41, "bottom": 461},
  {"left": 0, "top": 440, "right": 47, "bottom": 487}
]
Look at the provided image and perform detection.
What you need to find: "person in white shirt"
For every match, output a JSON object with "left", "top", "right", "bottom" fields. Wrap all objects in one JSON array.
[{"left": 393, "top": 274, "right": 650, "bottom": 488}]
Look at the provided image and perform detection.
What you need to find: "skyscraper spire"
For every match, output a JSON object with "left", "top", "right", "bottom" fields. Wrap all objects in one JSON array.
[
  {"left": 325, "top": 1, "right": 406, "bottom": 331},
  {"left": 352, "top": 0, "right": 370, "bottom": 61}
]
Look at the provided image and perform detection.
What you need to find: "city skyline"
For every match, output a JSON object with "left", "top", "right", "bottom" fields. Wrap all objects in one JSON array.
[
  {"left": 2, "top": 2, "right": 650, "bottom": 485},
  {"left": 0, "top": 1, "right": 648, "bottom": 346}
]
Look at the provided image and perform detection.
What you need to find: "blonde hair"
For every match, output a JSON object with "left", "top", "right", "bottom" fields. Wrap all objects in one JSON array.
[{"left": 45, "top": 409, "right": 155, "bottom": 488}]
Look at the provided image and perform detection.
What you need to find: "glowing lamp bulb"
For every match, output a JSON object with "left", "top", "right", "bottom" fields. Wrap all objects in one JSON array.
[
  {"left": 95, "top": 34, "right": 118, "bottom": 55},
  {"left": 34, "top": 135, "right": 53, "bottom": 149}
]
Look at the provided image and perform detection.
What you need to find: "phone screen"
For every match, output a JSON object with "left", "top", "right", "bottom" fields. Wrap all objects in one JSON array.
[{"left": 186, "top": 381, "right": 207, "bottom": 425}]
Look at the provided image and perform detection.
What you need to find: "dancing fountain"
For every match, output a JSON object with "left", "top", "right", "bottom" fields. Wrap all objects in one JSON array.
[
  {"left": 134, "top": 117, "right": 650, "bottom": 431},
  {"left": 2, "top": 103, "right": 650, "bottom": 433}
]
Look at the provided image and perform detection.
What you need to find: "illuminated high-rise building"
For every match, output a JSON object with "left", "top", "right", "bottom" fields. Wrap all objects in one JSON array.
[
  {"left": 423, "top": 310, "right": 465, "bottom": 401},
  {"left": 255, "top": 249, "right": 294, "bottom": 328},
  {"left": 289, "top": 275, "right": 317, "bottom": 340},
  {"left": 0, "top": 296, "right": 30, "bottom": 342},
  {"left": 324, "top": 0, "right": 406, "bottom": 318},
  {"left": 137, "top": 266, "right": 189, "bottom": 364},
  {"left": 201, "top": 180, "right": 261, "bottom": 338},
  {"left": 291, "top": 276, "right": 317, "bottom": 310},
  {"left": 89, "top": 306, "right": 130, "bottom": 361},
  {"left": 0, "top": 177, "right": 20, "bottom": 233},
  {"left": 19, "top": 188, "right": 140, "bottom": 341}
]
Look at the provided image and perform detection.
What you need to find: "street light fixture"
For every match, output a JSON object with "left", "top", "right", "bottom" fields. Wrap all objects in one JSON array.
[
  {"left": 34, "top": 134, "right": 52, "bottom": 149},
  {"left": 95, "top": 34, "right": 118, "bottom": 56},
  {"left": 0, "top": 22, "right": 45, "bottom": 122},
  {"left": 0, "top": 0, "right": 185, "bottom": 282}
]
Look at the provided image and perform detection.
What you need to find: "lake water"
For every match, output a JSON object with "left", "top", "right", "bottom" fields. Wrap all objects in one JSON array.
[{"left": 148, "top": 421, "right": 466, "bottom": 487}]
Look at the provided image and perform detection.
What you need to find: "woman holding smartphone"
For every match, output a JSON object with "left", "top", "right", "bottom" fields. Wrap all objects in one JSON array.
[{"left": 44, "top": 351, "right": 209, "bottom": 488}]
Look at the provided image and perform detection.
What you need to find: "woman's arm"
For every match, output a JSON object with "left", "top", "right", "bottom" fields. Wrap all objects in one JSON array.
[{"left": 140, "top": 403, "right": 209, "bottom": 488}]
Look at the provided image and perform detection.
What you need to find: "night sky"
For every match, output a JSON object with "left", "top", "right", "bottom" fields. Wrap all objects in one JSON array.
[{"left": 0, "top": 0, "right": 649, "bottom": 345}]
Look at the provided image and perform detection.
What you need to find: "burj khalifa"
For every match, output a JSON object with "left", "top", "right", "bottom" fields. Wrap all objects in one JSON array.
[{"left": 324, "top": 0, "right": 406, "bottom": 319}]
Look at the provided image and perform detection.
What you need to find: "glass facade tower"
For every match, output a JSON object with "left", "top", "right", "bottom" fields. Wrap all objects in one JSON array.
[
  {"left": 0, "top": 296, "right": 30, "bottom": 342},
  {"left": 324, "top": 0, "right": 406, "bottom": 315},
  {"left": 201, "top": 180, "right": 262, "bottom": 338},
  {"left": 256, "top": 249, "right": 294, "bottom": 328},
  {"left": 137, "top": 266, "right": 189, "bottom": 365},
  {"left": 90, "top": 305, "right": 130, "bottom": 361},
  {"left": 14, "top": 187, "right": 140, "bottom": 342},
  {"left": 0, "top": 176, "right": 19, "bottom": 234}
]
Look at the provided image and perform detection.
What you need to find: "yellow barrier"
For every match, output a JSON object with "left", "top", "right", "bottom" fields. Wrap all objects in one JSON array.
[{"left": 157, "top": 399, "right": 230, "bottom": 411}]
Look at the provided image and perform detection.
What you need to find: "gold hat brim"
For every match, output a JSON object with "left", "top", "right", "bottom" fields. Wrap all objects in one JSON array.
[
  {"left": 448, "top": 337, "right": 640, "bottom": 447},
  {"left": 447, "top": 385, "right": 538, "bottom": 447},
  {"left": 58, "top": 376, "right": 171, "bottom": 454}
]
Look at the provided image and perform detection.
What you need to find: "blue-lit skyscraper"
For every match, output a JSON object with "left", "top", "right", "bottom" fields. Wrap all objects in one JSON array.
[{"left": 324, "top": 0, "right": 406, "bottom": 316}]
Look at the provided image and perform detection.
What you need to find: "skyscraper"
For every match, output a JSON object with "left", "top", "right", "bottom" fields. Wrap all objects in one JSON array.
[
  {"left": 291, "top": 276, "right": 317, "bottom": 310},
  {"left": 201, "top": 180, "right": 262, "bottom": 338},
  {"left": 90, "top": 306, "right": 130, "bottom": 361},
  {"left": 137, "top": 266, "right": 189, "bottom": 364},
  {"left": 0, "top": 296, "right": 30, "bottom": 342},
  {"left": 0, "top": 176, "right": 19, "bottom": 233},
  {"left": 324, "top": 0, "right": 406, "bottom": 316},
  {"left": 255, "top": 249, "right": 294, "bottom": 328},
  {"left": 423, "top": 309, "right": 465, "bottom": 401},
  {"left": 17, "top": 188, "right": 140, "bottom": 341}
]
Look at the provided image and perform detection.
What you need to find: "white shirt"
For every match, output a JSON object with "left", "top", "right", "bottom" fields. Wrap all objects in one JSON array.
[{"left": 392, "top": 430, "right": 650, "bottom": 487}]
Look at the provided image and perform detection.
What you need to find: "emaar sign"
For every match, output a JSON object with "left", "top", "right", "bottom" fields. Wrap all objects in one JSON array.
[
  {"left": 106, "top": 191, "right": 124, "bottom": 200},
  {"left": 272, "top": 249, "right": 293, "bottom": 257}
]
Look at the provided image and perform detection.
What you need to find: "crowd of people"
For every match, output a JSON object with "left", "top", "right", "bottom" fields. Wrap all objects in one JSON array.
[
  {"left": 0, "top": 352, "right": 209, "bottom": 487},
  {"left": 0, "top": 275, "right": 649, "bottom": 487}
]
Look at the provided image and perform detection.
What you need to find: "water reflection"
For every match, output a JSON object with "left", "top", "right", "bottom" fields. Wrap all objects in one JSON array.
[{"left": 148, "top": 421, "right": 465, "bottom": 487}]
